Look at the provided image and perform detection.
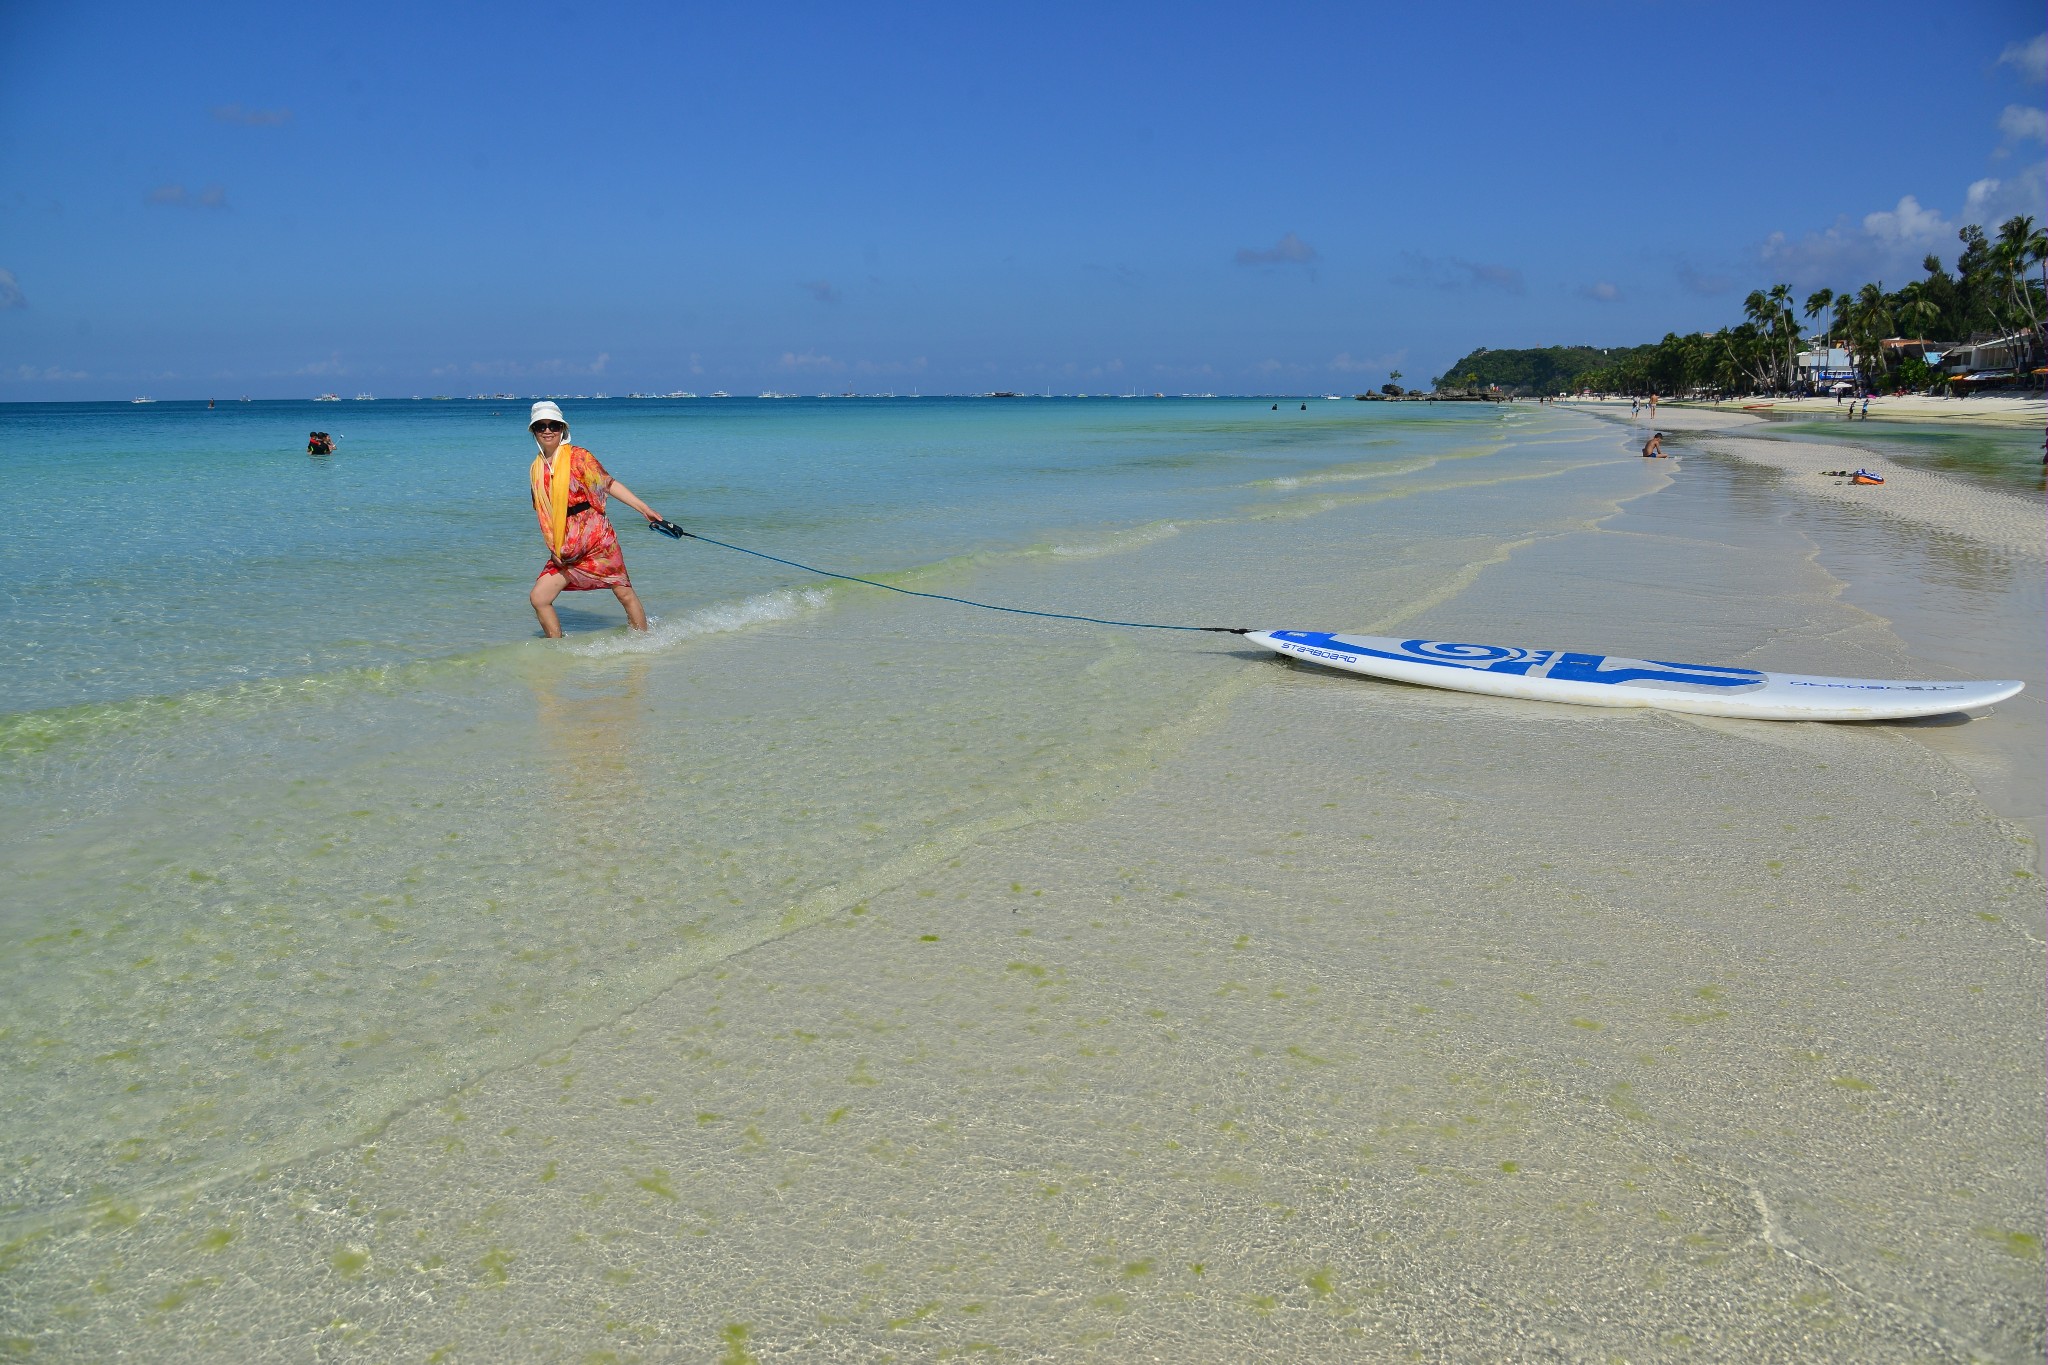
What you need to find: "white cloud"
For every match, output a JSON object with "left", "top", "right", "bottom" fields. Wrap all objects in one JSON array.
[
  {"left": 1860, "top": 194, "right": 1954, "bottom": 246},
  {"left": 779, "top": 351, "right": 843, "bottom": 371},
  {"left": 1761, "top": 193, "right": 1967, "bottom": 285},
  {"left": 295, "top": 353, "right": 347, "bottom": 376},
  {"left": 1234, "top": 233, "right": 1319, "bottom": 266},
  {"left": 1964, "top": 163, "right": 2048, "bottom": 227},
  {"left": 1997, "top": 33, "right": 2046, "bottom": 83},
  {"left": 12, "top": 364, "right": 86, "bottom": 381},
  {"left": 0, "top": 268, "right": 24, "bottom": 309},
  {"left": 1577, "top": 281, "right": 1621, "bottom": 302},
  {"left": 1999, "top": 103, "right": 2047, "bottom": 142}
]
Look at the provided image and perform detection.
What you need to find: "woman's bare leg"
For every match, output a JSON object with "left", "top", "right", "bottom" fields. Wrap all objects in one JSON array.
[
  {"left": 530, "top": 572, "right": 570, "bottom": 638},
  {"left": 612, "top": 584, "right": 649, "bottom": 631}
]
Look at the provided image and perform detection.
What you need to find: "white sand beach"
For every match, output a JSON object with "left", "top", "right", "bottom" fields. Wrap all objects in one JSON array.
[{"left": 1565, "top": 393, "right": 2047, "bottom": 429}]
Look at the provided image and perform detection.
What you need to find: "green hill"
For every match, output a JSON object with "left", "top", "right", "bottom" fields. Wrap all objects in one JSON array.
[{"left": 1434, "top": 344, "right": 1655, "bottom": 395}]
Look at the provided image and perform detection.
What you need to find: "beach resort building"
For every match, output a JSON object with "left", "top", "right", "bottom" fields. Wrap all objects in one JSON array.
[
  {"left": 1939, "top": 329, "right": 2044, "bottom": 390},
  {"left": 1795, "top": 346, "right": 1855, "bottom": 386}
]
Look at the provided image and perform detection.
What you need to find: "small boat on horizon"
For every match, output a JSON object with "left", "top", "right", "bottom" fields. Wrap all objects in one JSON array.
[
  {"left": 130, "top": 397, "right": 155, "bottom": 404},
  {"left": 314, "top": 393, "right": 341, "bottom": 401}
]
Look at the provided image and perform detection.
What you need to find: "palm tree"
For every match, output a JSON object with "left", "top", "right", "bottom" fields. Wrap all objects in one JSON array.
[
  {"left": 1767, "top": 283, "right": 1801, "bottom": 390},
  {"left": 1846, "top": 282, "right": 1890, "bottom": 388},
  {"left": 1804, "top": 288, "right": 1836, "bottom": 387},
  {"left": 1898, "top": 287, "right": 1941, "bottom": 341},
  {"left": 1740, "top": 291, "right": 1775, "bottom": 391},
  {"left": 1994, "top": 215, "right": 2045, "bottom": 363}
]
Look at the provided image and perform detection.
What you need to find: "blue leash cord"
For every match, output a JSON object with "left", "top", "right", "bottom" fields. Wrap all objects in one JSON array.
[{"left": 648, "top": 520, "right": 1248, "bottom": 635}]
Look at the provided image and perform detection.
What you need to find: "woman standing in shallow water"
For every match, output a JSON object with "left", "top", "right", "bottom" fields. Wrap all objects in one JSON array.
[{"left": 525, "top": 401, "right": 664, "bottom": 637}]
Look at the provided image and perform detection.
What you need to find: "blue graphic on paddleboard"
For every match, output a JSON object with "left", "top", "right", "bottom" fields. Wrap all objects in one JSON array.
[{"left": 1268, "top": 633, "right": 1769, "bottom": 692}]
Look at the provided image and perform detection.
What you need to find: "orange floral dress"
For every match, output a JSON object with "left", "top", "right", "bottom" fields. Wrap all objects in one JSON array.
[{"left": 534, "top": 446, "right": 632, "bottom": 591}]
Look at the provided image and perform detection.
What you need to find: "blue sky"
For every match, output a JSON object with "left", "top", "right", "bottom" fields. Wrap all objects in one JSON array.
[{"left": 2, "top": 0, "right": 2042, "bottom": 398}]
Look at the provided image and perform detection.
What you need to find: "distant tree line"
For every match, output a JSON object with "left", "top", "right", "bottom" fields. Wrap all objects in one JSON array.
[{"left": 1433, "top": 215, "right": 2045, "bottom": 397}]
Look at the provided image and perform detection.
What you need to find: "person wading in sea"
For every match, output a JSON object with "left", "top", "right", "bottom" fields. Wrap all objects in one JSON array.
[{"left": 525, "top": 401, "right": 664, "bottom": 638}]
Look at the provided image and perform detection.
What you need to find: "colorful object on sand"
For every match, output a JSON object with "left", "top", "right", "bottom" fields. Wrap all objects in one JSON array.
[
  {"left": 1851, "top": 469, "right": 1885, "bottom": 485},
  {"left": 1247, "top": 631, "right": 2022, "bottom": 721}
]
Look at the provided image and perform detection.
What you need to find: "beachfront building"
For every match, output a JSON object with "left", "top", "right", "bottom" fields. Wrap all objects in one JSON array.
[
  {"left": 1939, "top": 329, "right": 2044, "bottom": 390},
  {"left": 1795, "top": 346, "right": 1855, "bottom": 388},
  {"left": 1880, "top": 338, "right": 1948, "bottom": 365}
]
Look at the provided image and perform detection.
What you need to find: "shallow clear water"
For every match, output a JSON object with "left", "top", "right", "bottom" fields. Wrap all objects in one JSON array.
[
  {"left": 4, "top": 399, "right": 2039, "bottom": 1360},
  {"left": 2, "top": 397, "right": 1472, "bottom": 713}
]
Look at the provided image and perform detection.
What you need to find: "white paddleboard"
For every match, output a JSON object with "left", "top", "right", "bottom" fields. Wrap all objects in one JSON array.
[{"left": 1247, "top": 630, "right": 2024, "bottom": 722}]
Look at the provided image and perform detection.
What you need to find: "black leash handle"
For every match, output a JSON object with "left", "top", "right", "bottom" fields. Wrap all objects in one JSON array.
[{"left": 648, "top": 519, "right": 1248, "bottom": 635}]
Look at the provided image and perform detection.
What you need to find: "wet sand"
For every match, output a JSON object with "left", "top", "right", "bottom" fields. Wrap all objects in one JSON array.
[
  {"left": 1598, "top": 404, "right": 2041, "bottom": 556},
  {"left": 7, "top": 408, "right": 2041, "bottom": 1362},
  {"left": 1595, "top": 403, "right": 2046, "bottom": 860}
]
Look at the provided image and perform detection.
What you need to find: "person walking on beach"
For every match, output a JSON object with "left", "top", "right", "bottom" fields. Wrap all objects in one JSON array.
[{"left": 525, "top": 401, "right": 664, "bottom": 638}]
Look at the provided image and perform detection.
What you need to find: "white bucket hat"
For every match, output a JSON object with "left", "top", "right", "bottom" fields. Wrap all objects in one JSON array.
[{"left": 528, "top": 400, "right": 567, "bottom": 432}]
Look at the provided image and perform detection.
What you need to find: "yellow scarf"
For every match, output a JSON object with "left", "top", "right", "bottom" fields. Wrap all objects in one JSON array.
[{"left": 530, "top": 444, "right": 578, "bottom": 557}]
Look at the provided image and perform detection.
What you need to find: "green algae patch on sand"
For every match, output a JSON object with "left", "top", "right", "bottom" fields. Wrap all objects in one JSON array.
[
  {"left": 1974, "top": 1227, "right": 2043, "bottom": 1260},
  {"left": 717, "top": 1322, "right": 756, "bottom": 1365}
]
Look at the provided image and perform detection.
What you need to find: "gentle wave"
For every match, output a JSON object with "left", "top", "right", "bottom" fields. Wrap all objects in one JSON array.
[
  {"left": 0, "top": 656, "right": 483, "bottom": 761},
  {"left": 1250, "top": 442, "right": 1502, "bottom": 491},
  {"left": 565, "top": 587, "right": 832, "bottom": 657},
  {"left": 1045, "top": 521, "right": 1183, "bottom": 557}
]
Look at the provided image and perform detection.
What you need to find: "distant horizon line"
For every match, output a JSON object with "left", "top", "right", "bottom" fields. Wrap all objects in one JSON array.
[{"left": 0, "top": 392, "right": 1412, "bottom": 406}]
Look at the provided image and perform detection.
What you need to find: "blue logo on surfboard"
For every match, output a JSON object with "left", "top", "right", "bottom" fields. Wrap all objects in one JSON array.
[{"left": 1270, "top": 633, "right": 1767, "bottom": 691}]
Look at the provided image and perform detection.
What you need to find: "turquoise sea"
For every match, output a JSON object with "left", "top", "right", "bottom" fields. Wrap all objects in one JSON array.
[
  {"left": 10, "top": 397, "right": 1447, "bottom": 712},
  {"left": 4, "top": 397, "right": 2041, "bottom": 1359}
]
